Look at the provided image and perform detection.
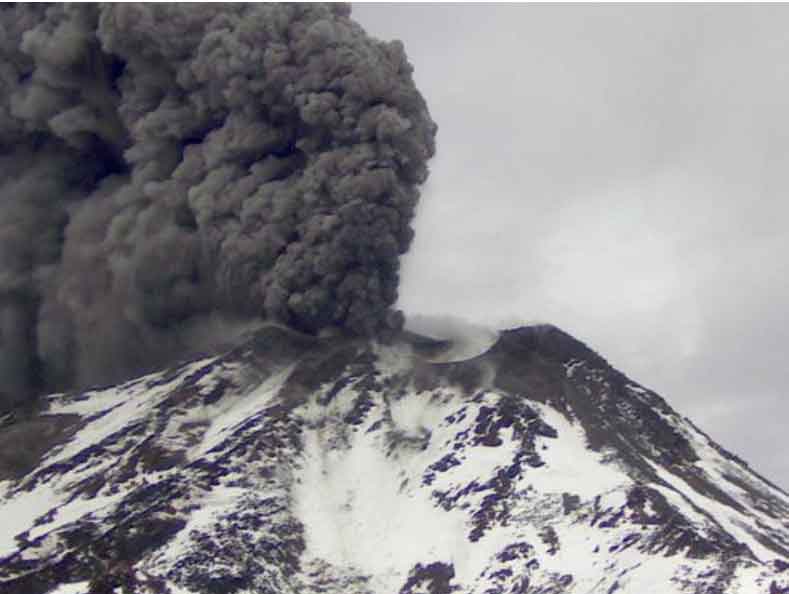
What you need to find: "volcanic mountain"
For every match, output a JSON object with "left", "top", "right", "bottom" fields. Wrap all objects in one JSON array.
[{"left": 0, "top": 324, "right": 787, "bottom": 594}]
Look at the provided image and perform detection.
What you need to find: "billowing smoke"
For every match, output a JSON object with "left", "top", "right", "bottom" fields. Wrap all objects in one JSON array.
[{"left": 0, "top": 3, "right": 436, "bottom": 408}]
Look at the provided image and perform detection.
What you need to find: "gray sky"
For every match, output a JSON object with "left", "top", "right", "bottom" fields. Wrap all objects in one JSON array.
[{"left": 353, "top": 3, "right": 789, "bottom": 488}]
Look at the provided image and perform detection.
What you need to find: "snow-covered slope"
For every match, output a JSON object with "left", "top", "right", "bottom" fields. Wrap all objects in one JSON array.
[{"left": 0, "top": 325, "right": 787, "bottom": 594}]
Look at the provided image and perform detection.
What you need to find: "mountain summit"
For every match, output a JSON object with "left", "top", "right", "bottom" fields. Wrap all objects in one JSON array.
[{"left": 0, "top": 324, "right": 787, "bottom": 594}]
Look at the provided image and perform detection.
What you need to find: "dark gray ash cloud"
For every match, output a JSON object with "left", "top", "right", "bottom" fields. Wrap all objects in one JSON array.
[{"left": 0, "top": 3, "right": 436, "bottom": 408}]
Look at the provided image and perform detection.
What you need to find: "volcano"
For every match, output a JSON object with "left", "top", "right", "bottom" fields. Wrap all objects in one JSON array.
[{"left": 0, "top": 324, "right": 787, "bottom": 594}]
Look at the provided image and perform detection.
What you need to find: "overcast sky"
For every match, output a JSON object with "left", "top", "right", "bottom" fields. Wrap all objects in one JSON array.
[{"left": 353, "top": 3, "right": 789, "bottom": 489}]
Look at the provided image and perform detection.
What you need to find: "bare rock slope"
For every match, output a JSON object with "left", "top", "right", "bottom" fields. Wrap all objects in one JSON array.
[{"left": 0, "top": 324, "right": 787, "bottom": 594}]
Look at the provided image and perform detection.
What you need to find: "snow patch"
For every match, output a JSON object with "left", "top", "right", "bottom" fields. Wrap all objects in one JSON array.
[
  {"left": 28, "top": 489, "right": 126, "bottom": 541},
  {"left": 524, "top": 404, "right": 631, "bottom": 499},
  {"left": 296, "top": 424, "right": 469, "bottom": 592},
  {"left": 294, "top": 386, "right": 529, "bottom": 592},
  {"left": 649, "top": 460, "right": 777, "bottom": 562},
  {"left": 149, "top": 483, "right": 248, "bottom": 569},
  {"left": 183, "top": 364, "right": 293, "bottom": 458},
  {"left": 46, "top": 581, "right": 91, "bottom": 594},
  {"left": 564, "top": 359, "right": 584, "bottom": 378},
  {"left": 0, "top": 483, "right": 62, "bottom": 556}
]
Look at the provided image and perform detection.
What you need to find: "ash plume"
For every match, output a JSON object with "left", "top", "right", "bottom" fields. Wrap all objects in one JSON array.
[{"left": 0, "top": 3, "right": 436, "bottom": 408}]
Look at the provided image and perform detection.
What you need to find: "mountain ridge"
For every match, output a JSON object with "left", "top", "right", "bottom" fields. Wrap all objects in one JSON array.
[{"left": 0, "top": 324, "right": 787, "bottom": 594}]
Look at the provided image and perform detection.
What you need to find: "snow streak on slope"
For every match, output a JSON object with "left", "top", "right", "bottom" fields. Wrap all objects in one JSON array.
[{"left": 0, "top": 325, "right": 786, "bottom": 594}]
